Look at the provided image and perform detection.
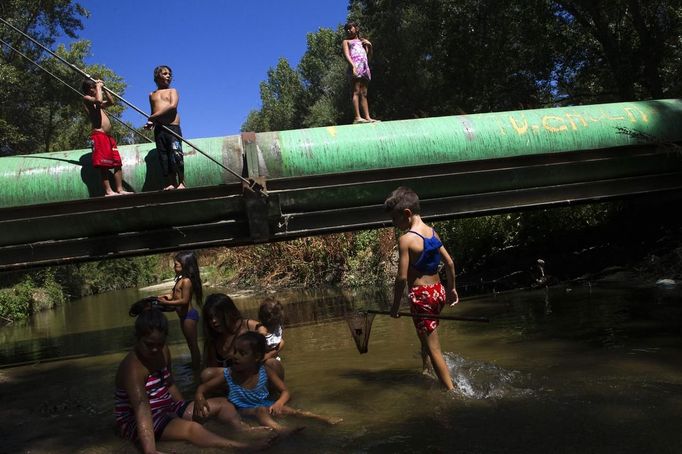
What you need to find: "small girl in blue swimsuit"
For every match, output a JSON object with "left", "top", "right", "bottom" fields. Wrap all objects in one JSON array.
[
  {"left": 158, "top": 251, "right": 203, "bottom": 370},
  {"left": 194, "top": 332, "right": 342, "bottom": 436}
]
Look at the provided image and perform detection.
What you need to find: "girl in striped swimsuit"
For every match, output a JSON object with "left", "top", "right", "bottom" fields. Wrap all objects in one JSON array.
[
  {"left": 194, "top": 331, "right": 342, "bottom": 436},
  {"left": 115, "top": 302, "right": 274, "bottom": 453}
]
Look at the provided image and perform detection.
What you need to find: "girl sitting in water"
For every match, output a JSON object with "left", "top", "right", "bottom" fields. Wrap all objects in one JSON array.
[
  {"left": 158, "top": 251, "right": 202, "bottom": 370},
  {"left": 194, "top": 331, "right": 342, "bottom": 436},
  {"left": 257, "top": 297, "right": 285, "bottom": 380},
  {"left": 202, "top": 293, "right": 260, "bottom": 369},
  {"left": 115, "top": 301, "right": 274, "bottom": 453}
]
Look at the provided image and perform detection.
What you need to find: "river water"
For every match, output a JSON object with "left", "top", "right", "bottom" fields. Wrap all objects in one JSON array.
[{"left": 0, "top": 279, "right": 681, "bottom": 453}]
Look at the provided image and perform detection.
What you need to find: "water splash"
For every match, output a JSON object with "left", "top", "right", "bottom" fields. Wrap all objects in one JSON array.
[{"left": 444, "top": 353, "right": 533, "bottom": 399}]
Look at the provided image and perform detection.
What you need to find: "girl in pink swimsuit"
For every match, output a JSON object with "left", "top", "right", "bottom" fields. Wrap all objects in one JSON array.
[{"left": 342, "top": 21, "right": 378, "bottom": 124}]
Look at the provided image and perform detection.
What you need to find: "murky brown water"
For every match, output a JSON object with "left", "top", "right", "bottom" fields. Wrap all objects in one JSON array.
[{"left": 1, "top": 280, "right": 681, "bottom": 453}]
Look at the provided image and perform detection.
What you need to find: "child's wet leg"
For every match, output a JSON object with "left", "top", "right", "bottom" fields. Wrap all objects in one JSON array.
[
  {"left": 420, "top": 342, "right": 435, "bottom": 377},
  {"left": 252, "top": 407, "right": 305, "bottom": 437},
  {"left": 162, "top": 417, "right": 266, "bottom": 450},
  {"left": 283, "top": 406, "right": 343, "bottom": 425},
  {"left": 421, "top": 329, "right": 455, "bottom": 391},
  {"left": 180, "top": 318, "right": 201, "bottom": 370}
]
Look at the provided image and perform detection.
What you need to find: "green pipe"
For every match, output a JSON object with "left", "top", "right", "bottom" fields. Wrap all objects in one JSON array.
[{"left": 1, "top": 99, "right": 681, "bottom": 208}]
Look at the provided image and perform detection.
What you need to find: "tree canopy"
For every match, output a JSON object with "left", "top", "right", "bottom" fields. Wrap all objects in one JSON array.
[
  {"left": 243, "top": 0, "right": 682, "bottom": 132},
  {"left": 0, "top": 1, "right": 135, "bottom": 155}
]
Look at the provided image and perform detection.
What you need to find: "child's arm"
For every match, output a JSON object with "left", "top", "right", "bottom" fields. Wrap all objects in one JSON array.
[
  {"left": 121, "top": 362, "right": 159, "bottom": 454},
  {"left": 144, "top": 93, "right": 155, "bottom": 129},
  {"left": 82, "top": 81, "right": 108, "bottom": 107},
  {"left": 193, "top": 368, "right": 227, "bottom": 419},
  {"left": 390, "top": 236, "right": 411, "bottom": 317},
  {"left": 265, "top": 366, "right": 290, "bottom": 416},
  {"left": 342, "top": 40, "right": 356, "bottom": 76},
  {"left": 263, "top": 338, "right": 284, "bottom": 361},
  {"left": 148, "top": 88, "right": 179, "bottom": 123},
  {"left": 101, "top": 82, "right": 115, "bottom": 108},
  {"left": 158, "top": 278, "right": 191, "bottom": 306},
  {"left": 361, "top": 38, "right": 373, "bottom": 59},
  {"left": 440, "top": 246, "right": 460, "bottom": 306}
]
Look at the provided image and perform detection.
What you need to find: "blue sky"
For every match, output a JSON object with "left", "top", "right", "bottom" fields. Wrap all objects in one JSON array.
[{"left": 69, "top": 1, "right": 350, "bottom": 138}]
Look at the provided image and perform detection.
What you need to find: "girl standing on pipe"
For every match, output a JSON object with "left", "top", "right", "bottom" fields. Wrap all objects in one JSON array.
[{"left": 342, "top": 21, "right": 378, "bottom": 124}]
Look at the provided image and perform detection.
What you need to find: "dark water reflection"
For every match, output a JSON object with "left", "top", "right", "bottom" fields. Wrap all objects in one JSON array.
[{"left": 1, "top": 281, "right": 681, "bottom": 453}]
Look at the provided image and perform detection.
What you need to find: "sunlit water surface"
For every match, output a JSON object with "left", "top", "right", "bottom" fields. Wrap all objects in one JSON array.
[{"left": 1, "top": 281, "right": 681, "bottom": 453}]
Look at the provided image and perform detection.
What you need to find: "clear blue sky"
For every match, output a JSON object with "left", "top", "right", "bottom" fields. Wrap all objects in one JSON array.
[{"left": 69, "top": 1, "right": 349, "bottom": 138}]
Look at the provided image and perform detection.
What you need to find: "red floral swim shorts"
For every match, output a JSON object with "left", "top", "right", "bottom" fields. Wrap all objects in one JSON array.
[{"left": 408, "top": 282, "right": 446, "bottom": 334}]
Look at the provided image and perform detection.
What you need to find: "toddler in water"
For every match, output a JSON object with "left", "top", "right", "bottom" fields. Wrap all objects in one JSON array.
[
  {"left": 257, "top": 297, "right": 285, "bottom": 379},
  {"left": 342, "top": 21, "right": 378, "bottom": 124},
  {"left": 194, "top": 331, "right": 342, "bottom": 436}
]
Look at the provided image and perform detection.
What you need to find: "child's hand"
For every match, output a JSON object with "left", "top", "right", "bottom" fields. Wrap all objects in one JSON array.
[
  {"left": 193, "top": 396, "right": 210, "bottom": 420},
  {"left": 143, "top": 119, "right": 155, "bottom": 130},
  {"left": 361, "top": 38, "right": 372, "bottom": 46},
  {"left": 448, "top": 289, "right": 460, "bottom": 306},
  {"left": 269, "top": 401, "right": 284, "bottom": 416},
  {"left": 352, "top": 65, "right": 358, "bottom": 77}
]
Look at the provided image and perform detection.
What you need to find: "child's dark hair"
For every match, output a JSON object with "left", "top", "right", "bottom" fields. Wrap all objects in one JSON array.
[
  {"left": 344, "top": 21, "right": 361, "bottom": 38},
  {"left": 129, "top": 300, "right": 169, "bottom": 338},
  {"left": 81, "top": 78, "right": 96, "bottom": 94},
  {"left": 258, "top": 298, "right": 284, "bottom": 332},
  {"left": 202, "top": 293, "right": 243, "bottom": 360},
  {"left": 236, "top": 331, "right": 267, "bottom": 361},
  {"left": 174, "top": 251, "right": 203, "bottom": 306},
  {"left": 384, "top": 186, "right": 421, "bottom": 214},
  {"left": 153, "top": 65, "right": 172, "bottom": 81}
]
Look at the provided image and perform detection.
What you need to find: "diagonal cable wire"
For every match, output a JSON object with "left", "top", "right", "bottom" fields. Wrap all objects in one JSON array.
[
  {"left": 0, "top": 36, "right": 154, "bottom": 144},
  {"left": 0, "top": 16, "right": 260, "bottom": 191}
]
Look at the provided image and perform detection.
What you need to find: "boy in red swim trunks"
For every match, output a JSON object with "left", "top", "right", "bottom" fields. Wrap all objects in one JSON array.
[
  {"left": 82, "top": 78, "right": 130, "bottom": 196},
  {"left": 384, "top": 186, "right": 460, "bottom": 392}
]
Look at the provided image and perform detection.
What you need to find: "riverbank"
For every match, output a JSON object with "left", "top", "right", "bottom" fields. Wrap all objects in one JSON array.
[{"left": 2, "top": 198, "right": 680, "bottom": 325}]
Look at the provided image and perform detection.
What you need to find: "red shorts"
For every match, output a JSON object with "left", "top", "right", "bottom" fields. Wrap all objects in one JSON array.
[
  {"left": 408, "top": 282, "right": 446, "bottom": 334},
  {"left": 90, "top": 130, "right": 122, "bottom": 168}
]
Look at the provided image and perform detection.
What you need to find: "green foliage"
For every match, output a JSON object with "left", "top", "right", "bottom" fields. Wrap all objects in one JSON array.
[
  {"left": 0, "top": 2, "right": 132, "bottom": 154},
  {"left": 55, "top": 255, "right": 164, "bottom": 297},
  {"left": 0, "top": 269, "right": 65, "bottom": 323},
  {"left": 214, "top": 230, "right": 394, "bottom": 289},
  {"left": 242, "top": 58, "right": 305, "bottom": 132}
]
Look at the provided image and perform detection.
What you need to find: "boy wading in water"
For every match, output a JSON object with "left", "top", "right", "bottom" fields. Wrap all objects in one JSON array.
[
  {"left": 82, "top": 79, "right": 131, "bottom": 196},
  {"left": 385, "top": 186, "right": 460, "bottom": 392},
  {"left": 145, "top": 65, "right": 185, "bottom": 190}
]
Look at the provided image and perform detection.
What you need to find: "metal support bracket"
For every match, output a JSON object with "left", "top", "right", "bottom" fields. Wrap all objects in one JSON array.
[{"left": 241, "top": 132, "right": 274, "bottom": 241}]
